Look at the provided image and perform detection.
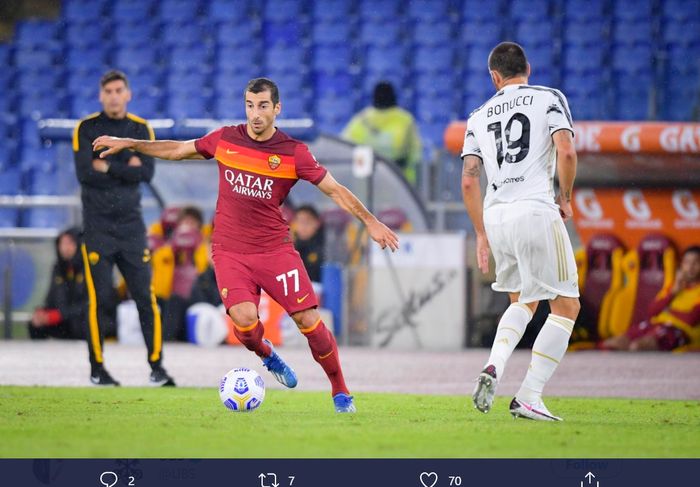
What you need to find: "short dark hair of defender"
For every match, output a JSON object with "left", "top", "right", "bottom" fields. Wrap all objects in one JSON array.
[
  {"left": 488, "top": 42, "right": 528, "bottom": 79},
  {"left": 100, "top": 70, "right": 129, "bottom": 88},
  {"left": 245, "top": 77, "right": 280, "bottom": 105},
  {"left": 373, "top": 81, "right": 397, "bottom": 109}
]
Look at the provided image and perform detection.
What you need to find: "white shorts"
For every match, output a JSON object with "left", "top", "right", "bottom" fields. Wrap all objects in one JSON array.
[{"left": 484, "top": 201, "right": 580, "bottom": 303}]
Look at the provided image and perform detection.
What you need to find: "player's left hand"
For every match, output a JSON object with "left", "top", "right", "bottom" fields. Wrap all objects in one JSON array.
[
  {"left": 476, "top": 233, "right": 490, "bottom": 274},
  {"left": 367, "top": 219, "right": 399, "bottom": 252},
  {"left": 92, "top": 159, "right": 109, "bottom": 173},
  {"left": 556, "top": 194, "right": 574, "bottom": 221},
  {"left": 92, "top": 136, "right": 134, "bottom": 158}
]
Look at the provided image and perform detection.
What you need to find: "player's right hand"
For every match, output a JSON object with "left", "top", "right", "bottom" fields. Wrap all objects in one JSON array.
[
  {"left": 476, "top": 233, "right": 490, "bottom": 274},
  {"left": 92, "top": 136, "right": 133, "bottom": 158},
  {"left": 556, "top": 195, "right": 574, "bottom": 221},
  {"left": 368, "top": 219, "right": 399, "bottom": 252}
]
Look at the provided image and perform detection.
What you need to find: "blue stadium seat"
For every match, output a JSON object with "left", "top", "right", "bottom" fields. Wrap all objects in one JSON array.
[
  {"left": 413, "top": 21, "right": 452, "bottom": 47},
  {"left": 263, "top": 21, "right": 307, "bottom": 46},
  {"left": 312, "top": 22, "right": 351, "bottom": 46},
  {"left": 313, "top": 46, "right": 353, "bottom": 74},
  {"left": 662, "top": 88, "right": 699, "bottom": 121},
  {"left": 213, "top": 95, "right": 246, "bottom": 119},
  {"left": 216, "top": 21, "right": 260, "bottom": 46},
  {"left": 360, "top": 21, "right": 401, "bottom": 47},
  {"left": 113, "top": 23, "right": 155, "bottom": 47},
  {"left": 13, "top": 49, "right": 55, "bottom": 67},
  {"left": 564, "top": 20, "right": 608, "bottom": 46},
  {"left": 128, "top": 72, "right": 160, "bottom": 92},
  {"left": 112, "top": 0, "right": 153, "bottom": 20},
  {"left": 563, "top": 45, "right": 605, "bottom": 73},
  {"left": 413, "top": 47, "right": 454, "bottom": 74},
  {"left": 314, "top": 73, "right": 355, "bottom": 96},
  {"left": 614, "top": 73, "right": 652, "bottom": 119},
  {"left": 0, "top": 209, "right": 19, "bottom": 227},
  {"left": 665, "top": 45, "right": 700, "bottom": 75},
  {"left": 71, "top": 97, "right": 99, "bottom": 119},
  {"left": 359, "top": 0, "right": 400, "bottom": 21},
  {"left": 613, "top": 0, "right": 652, "bottom": 22},
  {"left": 420, "top": 122, "right": 448, "bottom": 150},
  {"left": 216, "top": 46, "right": 262, "bottom": 74},
  {"left": 213, "top": 72, "right": 255, "bottom": 98},
  {"left": 29, "top": 167, "right": 59, "bottom": 195},
  {"left": 416, "top": 73, "right": 454, "bottom": 96},
  {"left": 167, "top": 71, "right": 209, "bottom": 93},
  {"left": 663, "top": 21, "right": 700, "bottom": 47},
  {"left": 62, "top": 0, "right": 106, "bottom": 23},
  {"left": 0, "top": 167, "right": 21, "bottom": 195},
  {"left": 366, "top": 46, "right": 405, "bottom": 72},
  {"left": 662, "top": 0, "right": 700, "bottom": 22},
  {"left": 612, "top": 45, "right": 652, "bottom": 74},
  {"left": 16, "top": 71, "right": 57, "bottom": 95},
  {"left": 416, "top": 96, "right": 456, "bottom": 123},
  {"left": 265, "top": 47, "right": 306, "bottom": 73},
  {"left": 160, "top": 22, "right": 207, "bottom": 47},
  {"left": 65, "top": 47, "right": 106, "bottom": 72},
  {"left": 563, "top": 0, "right": 605, "bottom": 22},
  {"left": 279, "top": 97, "right": 309, "bottom": 118},
  {"left": 65, "top": 22, "right": 105, "bottom": 48},
  {"left": 528, "top": 68, "right": 555, "bottom": 87},
  {"left": 510, "top": 0, "right": 549, "bottom": 21},
  {"left": 312, "top": 0, "right": 352, "bottom": 21},
  {"left": 525, "top": 45, "right": 554, "bottom": 69},
  {"left": 20, "top": 146, "right": 54, "bottom": 172},
  {"left": 464, "top": 74, "right": 493, "bottom": 95},
  {"left": 465, "top": 46, "right": 492, "bottom": 70},
  {"left": 67, "top": 70, "right": 102, "bottom": 96},
  {"left": 0, "top": 44, "right": 9, "bottom": 67},
  {"left": 128, "top": 97, "right": 163, "bottom": 119},
  {"left": 407, "top": 0, "right": 450, "bottom": 23},
  {"left": 157, "top": 0, "right": 203, "bottom": 23},
  {"left": 22, "top": 208, "right": 71, "bottom": 229},
  {"left": 271, "top": 73, "right": 306, "bottom": 94},
  {"left": 612, "top": 20, "right": 653, "bottom": 47},
  {"left": 115, "top": 47, "right": 158, "bottom": 72},
  {"left": 169, "top": 46, "right": 212, "bottom": 72},
  {"left": 461, "top": 22, "right": 502, "bottom": 47},
  {"left": 19, "top": 95, "right": 64, "bottom": 119},
  {"left": 15, "top": 20, "right": 58, "bottom": 48},
  {"left": 462, "top": 0, "right": 503, "bottom": 22},
  {"left": 208, "top": 0, "right": 253, "bottom": 23},
  {"left": 516, "top": 21, "right": 553, "bottom": 47},
  {"left": 166, "top": 95, "right": 211, "bottom": 119},
  {"left": 264, "top": 0, "right": 303, "bottom": 22}
]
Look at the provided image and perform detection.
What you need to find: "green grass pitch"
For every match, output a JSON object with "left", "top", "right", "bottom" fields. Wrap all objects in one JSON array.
[{"left": 1, "top": 387, "right": 698, "bottom": 458}]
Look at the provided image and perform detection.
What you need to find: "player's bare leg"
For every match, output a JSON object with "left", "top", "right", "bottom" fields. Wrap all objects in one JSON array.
[
  {"left": 292, "top": 307, "right": 355, "bottom": 413},
  {"left": 511, "top": 296, "right": 580, "bottom": 421},
  {"left": 228, "top": 302, "right": 297, "bottom": 388},
  {"left": 473, "top": 293, "right": 536, "bottom": 413}
]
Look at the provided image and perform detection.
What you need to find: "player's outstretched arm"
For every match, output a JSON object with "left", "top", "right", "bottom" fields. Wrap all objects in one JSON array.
[
  {"left": 92, "top": 136, "right": 205, "bottom": 161},
  {"left": 317, "top": 172, "right": 399, "bottom": 252},
  {"left": 552, "top": 130, "right": 577, "bottom": 221},
  {"left": 461, "top": 155, "right": 490, "bottom": 274}
]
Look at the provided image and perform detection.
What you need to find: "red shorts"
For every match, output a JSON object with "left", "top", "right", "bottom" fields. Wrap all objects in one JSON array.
[
  {"left": 625, "top": 320, "right": 689, "bottom": 351},
  {"left": 211, "top": 243, "right": 319, "bottom": 314}
]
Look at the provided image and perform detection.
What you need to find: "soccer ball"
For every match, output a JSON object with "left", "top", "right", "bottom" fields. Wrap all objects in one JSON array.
[{"left": 219, "top": 367, "right": 266, "bottom": 412}]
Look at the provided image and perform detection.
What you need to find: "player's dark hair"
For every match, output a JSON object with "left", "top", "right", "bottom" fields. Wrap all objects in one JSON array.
[
  {"left": 295, "top": 204, "right": 321, "bottom": 221},
  {"left": 245, "top": 77, "right": 280, "bottom": 105},
  {"left": 100, "top": 70, "right": 129, "bottom": 88},
  {"left": 373, "top": 81, "right": 397, "bottom": 109},
  {"left": 178, "top": 206, "right": 204, "bottom": 228},
  {"left": 684, "top": 245, "right": 700, "bottom": 257},
  {"left": 488, "top": 42, "right": 528, "bottom": 79}
]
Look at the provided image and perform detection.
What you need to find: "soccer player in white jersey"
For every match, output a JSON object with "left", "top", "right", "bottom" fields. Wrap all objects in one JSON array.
[{"left": 461, "top": 42, "right": 580, "bottom": 421}]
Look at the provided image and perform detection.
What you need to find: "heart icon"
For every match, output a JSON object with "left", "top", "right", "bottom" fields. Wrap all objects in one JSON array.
[{"left": 419, "top": 471, "right": 438, "bottom": 487}]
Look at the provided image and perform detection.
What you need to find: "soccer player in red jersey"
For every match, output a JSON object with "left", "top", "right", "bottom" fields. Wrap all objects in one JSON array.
[{"left": 93, "top": 78, "right": 399, "bottom": 412}]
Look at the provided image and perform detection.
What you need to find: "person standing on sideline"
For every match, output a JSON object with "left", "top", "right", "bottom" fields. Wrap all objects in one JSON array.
[
  {"left": 73, "top": 70, "right": 175, "bottom": 386},
  {"left": 461, "top": 42, "right": 580, "bottom": 421},
  {"left": 92, "top": 78, "right": 398, "bottom": 412},
  {"left": 342, "top": 81, "right": 423, "bottom": 185}
]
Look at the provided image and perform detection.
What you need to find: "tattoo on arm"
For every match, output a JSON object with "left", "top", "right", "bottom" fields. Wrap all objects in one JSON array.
[
  {"left": 462, "top": 156, "right": 481, "bottom": 178},
  {"left": 564, "top": 189, "right": 571, "bottom": 202}
]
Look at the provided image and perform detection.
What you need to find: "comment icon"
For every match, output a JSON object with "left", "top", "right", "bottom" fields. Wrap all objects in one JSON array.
[{"left": 100, "top": 471, "right": 118, "bottom": 487}]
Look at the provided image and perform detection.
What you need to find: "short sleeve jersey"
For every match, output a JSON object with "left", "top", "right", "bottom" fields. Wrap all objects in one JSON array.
[
  {"left": 461, "top": 84, "right": 574, "bottom": 211},
  {"left": 195, "top": 124, "right": 327, "bottom": 253}
]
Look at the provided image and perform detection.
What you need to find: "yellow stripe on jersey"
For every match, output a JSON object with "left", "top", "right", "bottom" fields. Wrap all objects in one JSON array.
[
  {"left": 72, "top": 112, "right": 101, "bottom": 151},
  {"left": 80, "top": 243, "right": 103, "bottom": 364},
  {"left": 126, "top": 113, "right": 155, "bottom": 140}
]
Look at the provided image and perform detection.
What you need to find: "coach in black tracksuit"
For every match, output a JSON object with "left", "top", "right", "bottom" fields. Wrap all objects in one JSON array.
[{"left": 73, "top": 70, "right": 174, "bottom": 387}]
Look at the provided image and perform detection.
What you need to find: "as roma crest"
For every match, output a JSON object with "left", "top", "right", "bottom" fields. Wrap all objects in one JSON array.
[{"left": 268, "top": 154, "right": 281, "bottom": 170}]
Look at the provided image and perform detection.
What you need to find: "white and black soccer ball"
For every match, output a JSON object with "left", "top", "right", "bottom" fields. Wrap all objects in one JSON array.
[{"left": 219, "top": 368, "right": 266, "bottom": 412}]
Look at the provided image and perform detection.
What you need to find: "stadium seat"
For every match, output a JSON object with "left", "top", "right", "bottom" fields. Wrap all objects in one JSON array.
[
  {"left": 115, "top": 47, "right": 159, "bottom": 73},
  {"left": 208, "top": 0, "right": 253, "bottom": 23},
  {"left": 278, "top": 97, "right": 309, "bottom": 118},
  {"left": 407, "top": 0, "right": 450, "bottom": 23},
  {"left": 13, "top": 49, "right": 55, "bottom": 67},
  {"left": 613, "top": 0, "right": 652, "bottom": 22},
  {"left": 563, "top": 0, "right": 604, "bottom": 22},
  {"left": 128, "top": 96, "right": 163, "bottom": 119},
  {"left": 14, "top": 20, "right": 58, "bottom": 47},
  {"left": 314, "top": 72, "right": 355, "bottom": 96},
  {"left": 263, "top": 21, "right": 307, "bottom": 46},
  {"left": 213, "top": 71, "right": 255, "bottom": 98},
  {"left": 166, "top": 94, "right": 211, "bottom": 119},
  {"left": 113, "top": 22, "right": 155, "bottom": 47},
  {"left": 662, "top": 0, "right": 700, "bottom": 22},
  {"left": 605, "top": 234, "right": 677, "bottom": 338},
  {"left": 563, "top": 20, "right": 607, "bottom": 46},
  {"left": 563, "top": 45, "right": 605, "bottom": 73},
  {"left": 315, "top": 96, "right": 355, "bottom": 125},
  {"left": 462, "top": 0, "right": 503, "bottom": 22},
  {"left": 360, "top": 21, "right": 401, "bottom": 47},
  {"left": 66, "top": 47, "right": 105, "bottom": 73},
  {"left": 264, "top": 0, "right": 303, "bottom": 22},
  {"left": 265, "top": 47, "right": 307, "bottom": 73},
  {"left": 157, "top": 0, "right": 203, "bottom": 23},
  {"left": 420, "top": 121, "right": 448, "bottom": 150},
  {"left": 0, "top": 167, "right": 21, "bottom": 195},
  {"left": 461, "top": 22, "right": 502, "bottom": 47},
  {"left": 612, "top": 45, "right": 652, "bottom": 74},
  {"left": 312, "top": 22, "right": 351, "bottom": 46},
  {"left": 416, "top": 73, "right": 454, "bottom": 96},
  {"left": 0, "top": 209, "right": 19, "bottom": 227},
  {"left": 112, "top": 0, "right": 153, "bottom": 20},
  {"left": 510, "top": 0, "right": 549, "bottom": 21},
  {"left": 21, "top": 208, "right": 72, "bottom": 229},
  {"left": 312, "top": 0, "right": 352, "bottom": 21},
  {"left": 416, "top": 96, "right": 456, "bottom": 123},
  {"left": 62, "top": 0, "right": 106, "bottom": 23},
  {"left": 615, "top": 92, "right": 650, "bottom": 120},
  {"left": 216, "top": 21, "right": 260, "bottom": 46},
  {"left": 575, "top": 234, "right": 626, "bottom": 341},
  {"left": 359, "top": 0, "right": 400, "bottom": 21},
  {"left": 268, "top": 72, "right": 305, "bottom": 95},
  {"left": 413, "top": 47, "right": 454, "bottom": 74},
  {"left": 160, "top": 22, "right": 207, "bottom": 47},
  {"left": 663, "top": 21, "right": 700, "bottom": 47},
  {"left": 516, "top": 21, "right": 553, "bottom": 48},
  {"left": 365, "top": 46, "right": 406, "bottom": 73},
  {"left": 412, "top": 21, "right": 452, "bottom": 47},
  {"left": 612, "top": 20, "right": 653, "bottom": 47},
  {"left": 19, "top": 95, "right": 65, "bottom": 120},
  {"left": 465, "top": 46, "right": 493, "bottom": 70},
  {"left": 169, "top": 46, "right": 212, "bottom": 72},
  {"left": 213, "top": 95, "right": 246, "bottom": 120},
  {"left": 216, "top": 46, "right": 263, "bottom": 74}
]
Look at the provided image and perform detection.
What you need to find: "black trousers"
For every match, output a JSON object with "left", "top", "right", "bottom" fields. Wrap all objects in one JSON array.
[{"left": 80, "top": 232, "right": 162, "bottom": 369}]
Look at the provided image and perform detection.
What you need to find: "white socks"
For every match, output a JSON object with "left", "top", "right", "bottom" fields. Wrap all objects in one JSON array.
[
  {"left": 516, "top": 314, "right": 574, "bottom": 404},
  {"left": 486, "top": 303, "right": 533, "bottom": 378}
]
